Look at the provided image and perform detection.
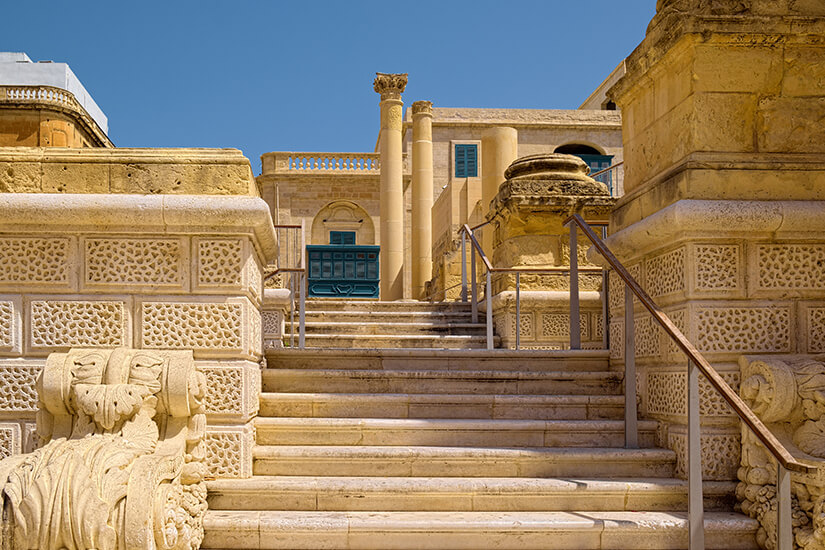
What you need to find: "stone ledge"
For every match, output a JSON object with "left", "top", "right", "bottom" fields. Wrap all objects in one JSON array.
[{"left": 0, "top": 194, "right": 278, "bottom": 264}]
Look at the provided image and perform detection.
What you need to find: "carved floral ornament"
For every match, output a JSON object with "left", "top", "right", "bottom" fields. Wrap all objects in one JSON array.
[
  {"left": 373, "top": 73, "right": 408, "bottom": 100},
  {"left": 0, "top": 348, "right": 207, "bottom": 550},
  {"left": 412, "top": 100, "right": 433, "bottom": 116},
  {"left": 738, "top": 355, "right": 825, "bottom": 550}
]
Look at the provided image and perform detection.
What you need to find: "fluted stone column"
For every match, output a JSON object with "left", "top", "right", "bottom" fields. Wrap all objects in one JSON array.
[
  {"left": 411, "top": 100, "right": 433, "bottom": 300},
  {"left": 481, "top": 127, "right": 518, "bottom": 254},
  {"left": 374, "top": 73, "right": 408, "bottom": 301}
]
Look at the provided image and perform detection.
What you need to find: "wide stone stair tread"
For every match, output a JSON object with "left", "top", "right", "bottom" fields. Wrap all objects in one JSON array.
[
  {"left": 251, "top": 445, "right": 677, "bottom": 478},
  {"left": 260, "top": 392, "right": 624, "bottom": 419},
  {"left": 207, "top": 476, "right": 737, "bottom": 512},
  {"left": 286, "top": 320, "right": 487, "bottom": 336},
  {"left": 263, "top": 368, "right": 622, "bottom": 395},
  {"left": 264, "top": 349, "right": 611, "bottom": 372},
  {"left": 254, "top": 417, "right": 658, "bottom": 447},
  {"left": 201, "top": 510, "right": 758, "bottom": 549},
  {"left": 302, "top": 299, "right": 473, "bottom": 313},
  {"left": 294, "top": 333, "right": 498, "bottom": 349}
]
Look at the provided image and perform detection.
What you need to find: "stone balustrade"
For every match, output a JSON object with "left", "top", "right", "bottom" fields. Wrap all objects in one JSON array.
[
  {"left": 261, "top": 151, "right": 410, "bottom": 175},
  {"left": 0, "top": 85, "right": 112, "bottom": 147},
  {"left": 0, "top": 85, "right": 79, "bottom": 109}
]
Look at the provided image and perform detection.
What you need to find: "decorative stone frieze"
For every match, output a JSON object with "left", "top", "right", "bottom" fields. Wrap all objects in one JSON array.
[
  {"left": 0, "top": 348, "right": 207, "bottom": 550},
  {"left": 0, "top": 362, "right": 40, "bottom": 412},
  {"left": 738, "top": 355, "right": 825, "bottom": 550},
  {"left": 199, "top": 361, "right": 261, "bottom": 422}
]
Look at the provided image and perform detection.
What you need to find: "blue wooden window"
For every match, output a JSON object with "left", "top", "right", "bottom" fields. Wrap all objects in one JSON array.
[
  {"left": 329, "top": 231, "right": 356, "bottom": 245},
  {"left": 455, "top": 144, "right": 478, "bottom": 178},
  {"left": 576, "top": 154, "right": 614, "bottom": 194}
]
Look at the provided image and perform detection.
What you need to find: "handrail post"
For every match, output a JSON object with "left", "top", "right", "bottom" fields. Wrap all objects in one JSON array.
[
  {"left": 777, "top": 463, "right": 792, "bottom": 550},
  {"left": 299, "top": 220, "right": 306, "bottom": 349},
  {"left": 461, "top": 232, "right": 468, "bottom": 302},
  {"left": 601, "top": 226, "right": 609, "bottom": 351},
  {"left": 486, "top": 270, "right": 493, "bottom": 350},
  {"left": 515, "top": 272, "right": 521, "bottom": 351},
  {"left": 290, "top": 273, "right": 296, "bottom": 349},
  {"left": 688, "top": 359, "right": 705, "bottom": 550},
  {"left": 624, "top": 284, "right": 638, "bottom": 448},
  {"left": 471, "top": 246, "right": 478, "bottom": 323},
  {"left": 569, "top": 224, "right": 581, "bottom": 350}
]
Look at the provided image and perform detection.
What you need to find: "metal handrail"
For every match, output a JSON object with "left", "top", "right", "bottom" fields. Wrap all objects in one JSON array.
[
  {"left": 264, "top": 222, "right": 307, "bottom": 349},
  {"left": 590, "top": 161, "right": 623, "bottom": 179},
  {"left": 458, "top": 223, "right": 609, "bottom": 350},
  {"left": 564, "top": 213, "right": 813, "bottom": 550}
]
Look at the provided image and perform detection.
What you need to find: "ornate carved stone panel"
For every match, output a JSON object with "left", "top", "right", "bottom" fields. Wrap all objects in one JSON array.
[
  {"left": 693, "top": 244, "right": 740, "bottom": 291},
  {"left": 645, "top": 246, "right": 686, "bottom": 298},
  {"left": 808, "top": 307, "right": 825, "bottom": 353},
  {"left": 196, "top": 238, "right": 244, "bottom": 287},
  {"left": 756, "top": 244, "right": 825, "bottom": 290},
  {"left": 28, "top": 299, "right": 129, "bottom": 350},
  {"left": 694, "top": 305, "right": 791, "bottom": 354},
  {"left": 84, "top": 237, "right": 186, "bottom": 289},
  {"left": 0, "top": 363, "right": 40, "bottom": 412},
  {"left": 204, "top": 425, "right": 253, "bottom": 478},
  {"left": 668, "top": 427, "right": 740, "bottom": 480},
  {"left": 141, "top": 300, "right": 256, "bottom": 358},
  {"left": 0, "top": 422, "right": 21, "bottom": 459},
  {"left": 0, "top": 297, "right": 21, "bottom": 353},
  {"left": 0, "top": 237, "right": 71, "bottom": 288}
]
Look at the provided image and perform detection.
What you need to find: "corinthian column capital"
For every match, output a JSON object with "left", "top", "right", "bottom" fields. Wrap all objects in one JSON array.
[
  {"left": 373, "top": 73, "right": 408, "bottom": 100},
  {"left": 412, "top": 100, "right": 433, "bottom": 116}
]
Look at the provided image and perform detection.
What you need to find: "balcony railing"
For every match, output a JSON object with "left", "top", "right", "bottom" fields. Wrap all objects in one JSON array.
[{"left": 263, "top": 151, "right": 410, "bottom": 176}]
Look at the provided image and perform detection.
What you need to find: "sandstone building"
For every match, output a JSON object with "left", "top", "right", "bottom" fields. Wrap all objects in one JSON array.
[{"left": 0, "top": 0, "right": 824, "bottom": 547}]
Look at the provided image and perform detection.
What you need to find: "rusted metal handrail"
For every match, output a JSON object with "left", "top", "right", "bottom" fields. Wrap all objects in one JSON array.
[
  {"left": 264, "top": 222, "right": 307, "bottom": 349},
  {"left": 590, "top": 161, "right": 623, "bottom": 179},
  {"left": 564, "top": 212, "right": 811, "bottom": 550},
  {"left": 564, "top": 214, "right": 812, "bottom": 475}
]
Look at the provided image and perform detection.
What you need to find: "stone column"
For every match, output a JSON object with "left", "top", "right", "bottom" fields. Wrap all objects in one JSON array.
[
  {"left": 481, "top": 127, "right": 518, "bottom": 254},
  {"left": 604, "top": 0, "right": 825, "bottom": 492},
  {"left": 374, "top": 73, "right": 408, "bottom": 301},
  {"left": 411, "top": 100, "right": 433, "bottom": 300}
]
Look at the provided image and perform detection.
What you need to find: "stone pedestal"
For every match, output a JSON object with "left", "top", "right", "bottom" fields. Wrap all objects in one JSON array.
[
  {"left": 374, "top": 73, "right": 408, "bottom": 301},
  {"left": 487, "top": 154, "right": 614, "bottom": 349},
  {"left": 0, "top": 148, "right": 276, "bottom": 480},
  {"left": 411, "top": 100, "right": 433, "bottom": 300},
  {"left": 606, "top": 0, "right": 825, "bottom": 482}
]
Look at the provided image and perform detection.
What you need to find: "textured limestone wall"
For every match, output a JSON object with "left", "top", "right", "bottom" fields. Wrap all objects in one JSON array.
[
  {"left": 0, "top": 149, "right": 276, "bottom": 479},
  {"left": 606, "top": 0, "right": 825, "bottom": 482}
]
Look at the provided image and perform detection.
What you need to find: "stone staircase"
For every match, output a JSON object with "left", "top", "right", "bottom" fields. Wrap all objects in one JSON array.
[
  {"left": 202, "top": 341, "right": 758, "bottom": 549},
  {"left": 284, "top": 300, "right": 496, "bottom": 349}
]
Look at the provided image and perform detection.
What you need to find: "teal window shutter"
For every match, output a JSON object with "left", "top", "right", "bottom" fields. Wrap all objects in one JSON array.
[
  {"left": 330, "top": 231, "right": 356, "bottom": 245},
  {"left": 455, "top": 144, "right": 478, "bottom": 178}
]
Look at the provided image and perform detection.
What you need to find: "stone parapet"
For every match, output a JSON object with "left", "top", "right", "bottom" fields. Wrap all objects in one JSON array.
[
  {"left": 0, "top": 190, "right": 275, "bottom": 479},
  {"left": 0, "top": 147, "right": 258, "bottom": 195}
]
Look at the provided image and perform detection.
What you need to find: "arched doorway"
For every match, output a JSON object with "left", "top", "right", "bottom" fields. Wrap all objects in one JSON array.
[
  {"left": 307, "top": 201, "right": 379, "bottom": 298},
  {"left": 554, "top": 143, "right": 615, "bottom": 193}
]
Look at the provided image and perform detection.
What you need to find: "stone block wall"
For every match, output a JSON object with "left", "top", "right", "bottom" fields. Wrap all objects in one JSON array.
[
  {"left": 606, "top": 201, "right": 825, "bottom": 480},
  {"left": 0, "top": 159, "right": 277, "bottom": 479}
]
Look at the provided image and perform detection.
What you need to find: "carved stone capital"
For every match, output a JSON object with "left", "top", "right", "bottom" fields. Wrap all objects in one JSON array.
[
  {"left": 374, "top": 73, "right": 408, "bottom": 100},
  {"left": 412, "top": 100, "right": 433, "bottom": 116}
]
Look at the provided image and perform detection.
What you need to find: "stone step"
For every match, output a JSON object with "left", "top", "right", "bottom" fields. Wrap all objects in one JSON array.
[
  {"left": 207, "top": 476, "right": 737, "bottom": 512},
  {"left": 254, "top": 418, "right": 658, "bottom": 448},
  {"left": 303, "top": 310, "right": 475, "bottom": 323},
  {"left": 303, "top": 299, "right": 472, "bottom": 313},
  {"left": 264, "top": 349, "right": 610, "bottom": 372},
  {"left": 261, "top": 368, "right": 622, "bottom": 395},
  {"left": 294, "top": 333, "right": 497, "bottom": 349},
  {"left": 201, "top": 510, "right": 758, "bottom": 549},
  {"left": 252, "top": 446, "right": 676, "bottom": 478},
  {"left": 260, "top": 392, "right": 624, "bottom": 420},
  {"left": 287, "top": 321, "right": 487, "bottom": 336}
]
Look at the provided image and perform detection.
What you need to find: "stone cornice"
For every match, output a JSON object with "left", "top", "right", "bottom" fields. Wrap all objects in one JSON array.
[
  {"left": 405, "top": 108, "right": 621, "bottom": 129},
  {"left": 0, "top": 193, "right": 279, "bottom": 264},
  {"left": 604, "top": 199, "right": 825, "bottom": 260}
]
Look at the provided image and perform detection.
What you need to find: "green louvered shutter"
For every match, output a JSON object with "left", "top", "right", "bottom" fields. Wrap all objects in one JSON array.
[
  {"left": 455, "top": 145, "right": 467, "bottom": 177},
  {"left": 465, "top": 145, "right": 477, "bottom": 177}
]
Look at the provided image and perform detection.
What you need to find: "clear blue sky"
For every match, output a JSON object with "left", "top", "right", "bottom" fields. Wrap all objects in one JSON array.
[{"left": 3, "top": 1, "right": 656, "bottom": 172}]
